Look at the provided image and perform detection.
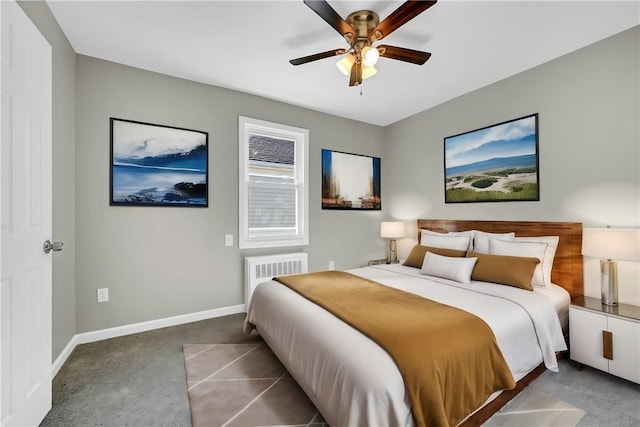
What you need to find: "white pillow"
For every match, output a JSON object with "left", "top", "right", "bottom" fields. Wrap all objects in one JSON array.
[
  {"left": 421, "top": 229, "right": 475, "bottom": 237},
  {"left": 472, "top": 231, "right": 515, "bottom": 253},
  {"left": 421, "top": 252, "right": 478, "bottom": 284},
  {"left": 420, "top": 233, "right": 472, "bottom": 251},
  {"left": 488, "top": 239, "right": 548, "bottom": 288},
  {"left": 514, "top": 236, "right": 559, "bottom": 288},
  {"left": 422, "top": 230, "right": 476, "bottom": 251}
]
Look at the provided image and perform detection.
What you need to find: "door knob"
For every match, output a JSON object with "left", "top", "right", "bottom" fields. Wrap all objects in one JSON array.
[{"left": 43, "top": 240, "right": 63, "bottom": 254}]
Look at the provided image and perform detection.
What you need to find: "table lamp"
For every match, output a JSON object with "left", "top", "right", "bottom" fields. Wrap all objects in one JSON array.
[
  {"left": 381, "top": 221, "right": 405, "bottom": 264},
  {"left": 582, "top": 227, "right": 640, "bottom": 306}
]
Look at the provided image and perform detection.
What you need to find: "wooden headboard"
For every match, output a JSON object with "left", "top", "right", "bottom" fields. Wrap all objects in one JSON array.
[{"left": 417, "top": 219, "right": 583, "bottom": 300}]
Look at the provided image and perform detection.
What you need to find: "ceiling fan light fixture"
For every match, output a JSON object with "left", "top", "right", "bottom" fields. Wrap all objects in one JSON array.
[
  {"left": 336, "top": 53, "right": 355, "bottom": 75},
  {"left": 292, "top": 0, "right": 437, "bottom": 87},
  {"left": 361, "top": 46, "right": 380, "bottom": 67},
  {"left": 362, "top": 65, "right": 377, "bottom": 79}
]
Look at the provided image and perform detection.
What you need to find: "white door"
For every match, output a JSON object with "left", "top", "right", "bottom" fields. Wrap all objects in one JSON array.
[{"left": 1, "top": 1, "right": 53, "bottom": 426}]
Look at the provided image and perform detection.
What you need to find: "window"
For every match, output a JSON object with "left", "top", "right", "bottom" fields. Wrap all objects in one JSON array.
[{"left": 239, "top": 116, "right": 308, "bottom": 249}]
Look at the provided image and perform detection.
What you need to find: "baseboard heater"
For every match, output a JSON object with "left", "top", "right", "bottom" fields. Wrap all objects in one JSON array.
[{"left": 244, "top": 253, "right": 308, "bottom": 308}]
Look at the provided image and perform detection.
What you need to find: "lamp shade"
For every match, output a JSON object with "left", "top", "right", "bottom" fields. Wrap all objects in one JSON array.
[
  {"left": 582, "top": 228, "right": 640, "bottom": 261},
  {"left": 361, "top": 65, "right": 377, "bottom": 79},
  {"left": 361, "top": 46, "right": 380, "bottom": 67},
  {"left": 381, "top": 222, "right": 405, "bottom": 239},
  {"left": 336, "top": 54, "right": 355, "bottom": 75}
]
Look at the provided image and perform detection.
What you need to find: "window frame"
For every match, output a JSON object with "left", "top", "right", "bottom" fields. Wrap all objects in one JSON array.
[{"left": 238, "top": 116, "right": 309, "bottom": 249}]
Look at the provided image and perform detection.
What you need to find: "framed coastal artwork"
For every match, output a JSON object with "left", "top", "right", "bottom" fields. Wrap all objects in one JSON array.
[
  {"left": 321, "top": 149, "right": 381, "bottom": 210},
  {"left": 444, "top": 113, "right": 539, "bottom": 203},
  {"left": 110, "top": 118, "right": 208, "bottom": 207}
]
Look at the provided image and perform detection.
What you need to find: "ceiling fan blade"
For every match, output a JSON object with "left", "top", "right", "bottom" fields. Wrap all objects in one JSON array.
[
  {"left": 303, "top": 0, "right": 356, "bottom": 39},
  {"left": 378, "top": 45, "right": 431, "bottom": 65},
  {"left": 289, "top": 48, "right": 347, "bottom": 66},
  {"left": 349, "top": 62, "right": 362, "bottom": 87},
  {"left": 369, "top": 1, "right": 437, "bottom": 41}
]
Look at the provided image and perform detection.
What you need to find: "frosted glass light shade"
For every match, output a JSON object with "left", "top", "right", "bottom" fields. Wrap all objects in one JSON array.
[
  {"left": 361, "top": 46, "right": 380, "bottom": 67},
  {"left": 362, "top": 65, "right": 377, "bottom": 79},
  {"left": 582, "top": 228, "right": 640, "bottom": 261},
  {"left": 381, "top": 222, "right": 405, "bottom": 239},
  {"left": 336, "top": 54, "right": 355, "bottom": 75}
]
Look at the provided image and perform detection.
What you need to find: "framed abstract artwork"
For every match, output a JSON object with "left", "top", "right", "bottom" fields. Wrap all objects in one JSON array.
[
  {"left": 110, "top": 118, "right": 208, "bottom": 207},
  {"left": 444, "top": 113, "right": 539, "bottom": 203},
  {"left": 321, "top": 149, "right": 381, "bottom": 210}
]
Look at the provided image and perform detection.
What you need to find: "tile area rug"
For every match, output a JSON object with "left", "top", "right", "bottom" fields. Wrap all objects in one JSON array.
[
  {"left": 183, "top": 343, "right": 326, "bottom": 426},
  {"left": 183, "top": 343, "right": 584, "bottom": 427},
  {"left": 483, "top": 392, "right": 585, "bottom": 426}
]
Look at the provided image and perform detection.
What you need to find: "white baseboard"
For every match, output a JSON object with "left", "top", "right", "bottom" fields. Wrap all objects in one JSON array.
[
  {"left": 52, "top": 304, "right": 246, "bottom": 378},
  {"left": 52, "top": 334, "right": 80, "bottom": 378}
]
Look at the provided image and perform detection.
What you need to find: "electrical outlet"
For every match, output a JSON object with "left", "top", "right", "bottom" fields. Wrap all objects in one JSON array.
[
  {"left": 97, "top": 288, "right": 109, "bottom": 303},
  {"left": 329, "top": 261, "right": 335, "bottom": 270},
  {"left": 224, "top": 234, "right": 233, "bottom": 247}
]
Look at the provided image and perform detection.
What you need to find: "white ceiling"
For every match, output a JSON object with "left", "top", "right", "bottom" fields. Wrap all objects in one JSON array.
[{"left": 47, "top": 1, "right": 639, "bottom": 127}]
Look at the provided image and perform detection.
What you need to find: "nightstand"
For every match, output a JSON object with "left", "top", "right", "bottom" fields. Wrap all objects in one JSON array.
[
  {"left": 569, "top": 296, "right": 640, "bottom": 384},
  {"left": 368, "top": 258, "right": 389, "bottom": 266}
]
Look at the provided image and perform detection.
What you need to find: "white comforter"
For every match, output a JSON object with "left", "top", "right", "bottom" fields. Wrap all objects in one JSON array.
[{"left": 244, "top": 264, "right": 567, "bottom": 427}]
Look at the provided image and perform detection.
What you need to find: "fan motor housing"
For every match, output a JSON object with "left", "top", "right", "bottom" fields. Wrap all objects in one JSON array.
[{"left": 346, "top": 10, "right": 379, "bottom": 42}]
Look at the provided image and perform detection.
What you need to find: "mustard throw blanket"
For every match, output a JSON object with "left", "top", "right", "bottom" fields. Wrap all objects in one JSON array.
[{"left": 275, "top": 271, "right": 516, "bottom": 427}]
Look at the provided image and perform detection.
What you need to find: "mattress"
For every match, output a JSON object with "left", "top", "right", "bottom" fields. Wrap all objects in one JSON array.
[
  {"left": 534, "top": 282, "right": 571, "bottom": 333},
  {"left": 244, "top": 263, "right": 568, "bottom": 426}
]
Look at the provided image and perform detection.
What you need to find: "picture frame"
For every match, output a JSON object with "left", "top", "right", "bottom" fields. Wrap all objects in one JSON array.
[
  {"left": 321, "top": 149, "right": 381, "bottom": 210},
  {"left": 444, "top": 113, "right": 539, "bottom": 203},
  {"left": 110, "top": 118, "right": 208, "bottom": 207}
]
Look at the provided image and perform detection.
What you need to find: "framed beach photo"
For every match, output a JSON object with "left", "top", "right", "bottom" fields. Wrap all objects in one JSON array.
[
  {"left": 110, "top": 118, "right": 208, "bottom": 207},
  {"left": 321, "top": 149, "right": 381, "bottom": 210},
  {"left": 444, "top": 114, "right": 539, "bottom": 203}
]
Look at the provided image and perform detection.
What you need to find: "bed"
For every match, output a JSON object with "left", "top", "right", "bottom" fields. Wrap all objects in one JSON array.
[{"left": 244, "top": 219, "right": 583, "bottom": 426}]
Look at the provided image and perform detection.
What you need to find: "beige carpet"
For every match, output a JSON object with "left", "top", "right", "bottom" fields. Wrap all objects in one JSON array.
[{"left": 183, "top": 343, "right": 585, "bottom": 427}]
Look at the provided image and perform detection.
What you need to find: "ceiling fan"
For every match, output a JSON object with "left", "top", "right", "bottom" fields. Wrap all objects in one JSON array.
[{"left": 290, "top": 0, "right": 437, "bottom": 87}]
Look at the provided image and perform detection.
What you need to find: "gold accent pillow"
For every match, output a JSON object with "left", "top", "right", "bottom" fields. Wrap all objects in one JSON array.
[
  {"left": 403, "top": 245, "right": 467, "bottom": 268},
  {"left": 467, "top": 251, "right": 540, "bottom": 291}
]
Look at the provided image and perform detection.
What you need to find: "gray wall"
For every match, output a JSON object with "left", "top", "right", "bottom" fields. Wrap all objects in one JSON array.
[
  {"left": 75, "top": 56, "right": 386, "bottom": 333},
  {"left": 17, "top": 1, "right": 76, "bottom": 361},
  {"left": 383, "top": 26, "right": 640, "bottom": 304},
  {"left": 17, "top": 0, "right": 640, "bottom": 359}
]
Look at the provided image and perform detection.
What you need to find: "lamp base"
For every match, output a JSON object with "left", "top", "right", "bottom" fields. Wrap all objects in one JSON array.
[
  {"left": 387, "top": 239, "right": 399, "bottom": 264},
  {"left": 600, "top": 259, "right": 618, "bottom": 306}
]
